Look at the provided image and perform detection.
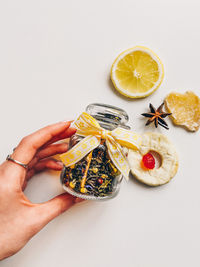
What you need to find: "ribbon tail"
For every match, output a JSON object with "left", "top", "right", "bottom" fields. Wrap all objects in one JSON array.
[
  {"left": 106, "top": 139, "right": 130, "bottom": 181},
  {"left": 111, "top": 127, "right": 141, "bottom": 150},
  {"left": 60, "top": 135, "right": 100, "bottom": 167}
]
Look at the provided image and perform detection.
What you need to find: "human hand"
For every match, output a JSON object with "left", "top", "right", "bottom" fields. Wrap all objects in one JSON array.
[{"left": 0, "top": 121, "right": 83, "bottom": 260}]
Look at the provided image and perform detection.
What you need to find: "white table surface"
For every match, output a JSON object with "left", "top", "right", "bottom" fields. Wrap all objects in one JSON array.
[{"left": 0, "top": 0, "right": 200, "bottom": 266}]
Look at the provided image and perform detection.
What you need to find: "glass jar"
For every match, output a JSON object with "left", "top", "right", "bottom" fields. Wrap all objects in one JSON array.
[{"left": 60, "top": 103, "right": 130, "bottom": 201}]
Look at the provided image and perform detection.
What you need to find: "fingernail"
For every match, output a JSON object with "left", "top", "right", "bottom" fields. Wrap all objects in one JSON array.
[
  {"left": 61, "top": 143, "right": 69, "bottom": 148},
  {"left": 58, "top": 121, "right": 68, "bottom": 123},
  {"left": 59, "top": 120, "right": 73, "bottom": 124},
  {"left": 75, "top": 197, "right": 85, "bottom": 203},
  {"left": 56, "top": 161, "right": 64, "bottom": 167}
]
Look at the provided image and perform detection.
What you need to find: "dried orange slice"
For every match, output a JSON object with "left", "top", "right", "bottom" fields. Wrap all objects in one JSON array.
[{"left": 165, "top": 91, "right": 200, "bottom": 132}]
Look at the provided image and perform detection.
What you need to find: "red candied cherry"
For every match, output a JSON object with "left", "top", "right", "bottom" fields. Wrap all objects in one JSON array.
[
  {"left": 141, "top": 153, "right": 155, "bottom": 170},
  {"left": 98, "top": 178, "right": 103, "bottom": 184}
]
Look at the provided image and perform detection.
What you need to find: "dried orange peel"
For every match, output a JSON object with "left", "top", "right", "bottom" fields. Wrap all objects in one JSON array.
[{"left": 165, "top": 91, "right": 200, "bottom": 132}]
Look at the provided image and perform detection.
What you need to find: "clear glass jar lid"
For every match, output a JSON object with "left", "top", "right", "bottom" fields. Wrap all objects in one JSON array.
[{"left": 86, "top": 103, "right": 130, "bottom": 130}]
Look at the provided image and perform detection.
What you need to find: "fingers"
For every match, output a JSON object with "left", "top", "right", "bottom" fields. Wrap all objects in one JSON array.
[
  {"left": 43, "top": 127, "right": 76, "bottom": 147},
  {"left": 23, "top": 158, "right": 64, "bottom": 190},
  {"left": 36, "top": 143, "right": 69, "bottom": 160},
  {"left": 34, "top": 158, "right": 64, "bottom": 172},
  {"left": 11, "top": 121, "right": 72, "bottom": 165},
  {"left": 27, "top": 139, "right": 70, "bottom": 171},
  {"left": 25, "top": 169, "right": 35, "bottom": 182},
  {"left": 34, "top": 193, "right": 84, "bottom": 228},
  {"left": 24, "top": 142, "right": 69, "bottom": 185},
  {"left": 25, "top": 158, "right": 64, "bottom": 181},
  {"left": 23, "top": 141, "right": 69, "bottom": 189}
]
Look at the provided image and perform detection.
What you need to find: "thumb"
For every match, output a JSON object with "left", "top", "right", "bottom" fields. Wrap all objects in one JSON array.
[{"left": 34, "top": 193, "right": 84, "bottom": 228}]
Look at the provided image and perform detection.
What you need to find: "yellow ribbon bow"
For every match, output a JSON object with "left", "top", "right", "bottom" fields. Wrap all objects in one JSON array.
[{"left": 60, "top": 112, "right": 141, "bottom": 181}]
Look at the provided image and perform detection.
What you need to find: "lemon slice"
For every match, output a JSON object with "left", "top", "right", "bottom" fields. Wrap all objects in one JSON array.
[{"left": 111, "top": 46, "right": 164, "bottom": 98}]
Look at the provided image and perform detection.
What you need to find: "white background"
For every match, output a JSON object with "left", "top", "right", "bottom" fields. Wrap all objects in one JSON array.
[{"left": 0, "top": 0, "right": 200, "bottom": 266}]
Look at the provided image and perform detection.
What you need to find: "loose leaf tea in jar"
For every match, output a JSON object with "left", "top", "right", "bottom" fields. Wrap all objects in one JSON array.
[
  {"left": 62, "top": 141, "right": 120, "bottom": 197},
  {"left": 60, "top": 103, "right": 141, "bottom": 200}
]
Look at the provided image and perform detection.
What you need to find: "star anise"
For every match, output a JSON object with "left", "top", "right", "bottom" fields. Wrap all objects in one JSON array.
[{"left": 141, "top": 103, "right": 172, "bottom": 130}]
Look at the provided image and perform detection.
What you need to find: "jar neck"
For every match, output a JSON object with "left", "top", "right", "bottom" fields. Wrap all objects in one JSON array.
[{"left": 94, "top": 119, "right": 130, "bottom": 130}]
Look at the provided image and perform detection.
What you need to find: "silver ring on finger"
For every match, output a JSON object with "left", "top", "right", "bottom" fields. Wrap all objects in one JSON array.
[{"left": 6, "top": 154, "right": 28, "bottom": 169}]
